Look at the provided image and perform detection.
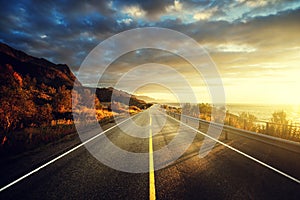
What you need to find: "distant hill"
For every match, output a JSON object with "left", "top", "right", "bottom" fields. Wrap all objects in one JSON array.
[
  {"left": 0, "top": 42, "right": 150, "bottom": 134},
  {"left": 134, "top": 95, "right": 169, "bottom": 103},
  {"left": 94, "top": 87, "right": 150, "bottom": 109},
  {"left": 134, "top": 95, "right": 157, "bottom": 103}
]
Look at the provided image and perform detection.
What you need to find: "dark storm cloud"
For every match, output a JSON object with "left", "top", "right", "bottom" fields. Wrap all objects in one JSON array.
[
  {"left": 0, "top": 0, "right": 119, "bottom": 66},
  {"left": 0, "top": 0, "right": 299, "bottom": 70}
]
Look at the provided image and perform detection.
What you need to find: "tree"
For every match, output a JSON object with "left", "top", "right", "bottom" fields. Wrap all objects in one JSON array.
[
  {"left": 38, "top": 104, "right": 53, "bottom": 126},
  {"left": 0, "top": 74, "right": 37, "bottom": 144},
  {"left": 53, "top": 85, "right": 72, "bottom": 113},
  {"left": 271, "top": 111, "right": 288, "bottom": 124},
  {"left": 238, "top": 112, "right": 257, "bottom": 130},
  {"left": 182, "top": 103, "right": 191, "bottom": 115},
  {"left": 199, "top": 103, "right": 212, "bottom": 120},
  {"left": 95, "top": 96, "right": 102, "bottom": 110},
  {"left": 0, "top": 97, "right": 22, "bottom": 134},
  {"left": 80, "top": 89, "right": 95, "bottom": 108}
]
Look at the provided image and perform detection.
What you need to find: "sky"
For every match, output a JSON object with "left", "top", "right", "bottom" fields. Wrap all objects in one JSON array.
[{"left": 1, "top": 0, "right": 300, "bottom": 104}]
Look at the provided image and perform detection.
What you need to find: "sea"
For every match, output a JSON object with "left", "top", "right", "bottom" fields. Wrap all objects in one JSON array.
[
  {"left": 165, "top": 103, "right": 300, "bottom": 124},
  {"left": 226, "top": 104, "right": 300, "bottom": 124}
]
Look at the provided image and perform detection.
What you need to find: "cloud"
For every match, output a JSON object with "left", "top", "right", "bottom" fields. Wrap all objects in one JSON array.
[
  {"left": 115, "top": 0, "right": 174, "bottom": 20},
  {"left": 166, "top": 0, "right": 183, "bottom": 12},
  {"left": 193, "top": 7, "right": 218, "bottom": 21},
  {"left": 122, "top": 5, "right": 146, "bottom": 18},
  {"left": 214, "top": 43, "right": 256, "bottom": 53},
  {"left": 117, "top": 18, "right": 133, "bottom": 25},
  {"left": 237, "top": 0, "right": 268, "bottom": 7}
]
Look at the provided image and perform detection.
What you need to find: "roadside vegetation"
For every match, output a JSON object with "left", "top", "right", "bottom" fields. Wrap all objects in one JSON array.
[
  {"left": 163, "top": 103, "right": 300, "bottom": 142},
  {"left": 0, "top": 71, "right": 149, "bottom": 156}
]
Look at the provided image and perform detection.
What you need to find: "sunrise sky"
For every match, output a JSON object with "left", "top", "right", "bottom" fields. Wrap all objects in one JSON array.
[{"left": 1, "top": 0, "right": 300, "bottom": 104}]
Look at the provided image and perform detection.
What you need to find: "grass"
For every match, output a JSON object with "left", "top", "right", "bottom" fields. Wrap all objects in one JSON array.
[
  {"left": 0, "top": 124, "right": 76, "bottom": 156},
  {"left": 0, "top": 114, "right": 120, "bottom": 157}
]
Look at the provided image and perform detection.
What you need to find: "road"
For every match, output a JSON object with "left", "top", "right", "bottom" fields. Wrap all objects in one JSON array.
[{"left": 1, "top": 105, "right": 300, "bottom": 199}]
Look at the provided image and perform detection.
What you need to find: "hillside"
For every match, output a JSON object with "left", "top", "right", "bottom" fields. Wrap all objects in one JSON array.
[
  {"left": 0, "top": 42, "right": 151, "bottom": 138},
  {"left": 0, "top": 43, "right": 78, "bottom": 89},
  {"left": 94, "top": 87, "right": 151, "bottom": 109}
]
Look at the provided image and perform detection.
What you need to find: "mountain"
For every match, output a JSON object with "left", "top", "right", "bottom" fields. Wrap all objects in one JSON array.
[
  {"left": 134, "top": 95, "right": 166, "bottom": 103},
  {"left": 94, "top": 87, "right": 150, "bottom": 109},
  {"left": 0, "top": 42, "right": 78, "bottom": 89},
  {"left": 0, "top": 42, "right": 150, "bottom": 133}
]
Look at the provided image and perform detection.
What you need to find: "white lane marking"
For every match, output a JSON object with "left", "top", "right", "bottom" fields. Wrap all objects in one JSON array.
[
  {"left": 164, "top": 112, "right": 300, "bottom": 184},
  {"left": 0, "top": 115, "right": 136, "bottom": 192}
]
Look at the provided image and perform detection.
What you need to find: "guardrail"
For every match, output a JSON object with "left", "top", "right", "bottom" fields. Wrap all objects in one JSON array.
[
  {"left": 165, "top": 111, "right": 300, "bottom": 154},
  {"left": 253, "top": 120, "right": 300, "bottom": 140}
]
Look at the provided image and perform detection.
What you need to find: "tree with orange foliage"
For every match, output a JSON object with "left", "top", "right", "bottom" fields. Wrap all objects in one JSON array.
[{"left": 0, "top": 72, "right": 37, "bottom": 145}]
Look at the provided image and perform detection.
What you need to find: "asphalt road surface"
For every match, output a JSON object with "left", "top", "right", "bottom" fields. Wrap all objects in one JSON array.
[{"left": 1, "top": 105, "right": 300, "bottom": 199}]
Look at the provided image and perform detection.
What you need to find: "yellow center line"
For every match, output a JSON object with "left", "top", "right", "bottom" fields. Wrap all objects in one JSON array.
[{"left": 149, "top": 115, "right": 156, "bottom": 200}]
